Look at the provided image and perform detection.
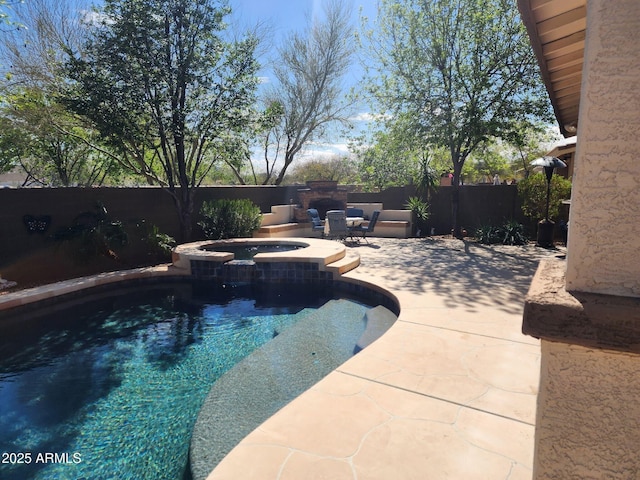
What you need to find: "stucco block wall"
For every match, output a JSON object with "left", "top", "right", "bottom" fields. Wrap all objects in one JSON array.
[
  {"left": 565, "top": 0, "right": 640, "bottom": 297},
  {"left": 534, "top": 341, "right": 640, "bottom": 479}
]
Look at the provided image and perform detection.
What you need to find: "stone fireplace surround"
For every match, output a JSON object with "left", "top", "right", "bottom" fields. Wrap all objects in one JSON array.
[{"left": 294, "top": 181, "right": 348, "bottom": 222}]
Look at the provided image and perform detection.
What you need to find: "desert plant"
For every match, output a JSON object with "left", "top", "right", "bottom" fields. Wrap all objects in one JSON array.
[
  {"left": 405, "top": 196, "right": 431, "bottom": 236},
  {"left": 517, "top": 173, "right": 571, "bottom": 222},
  {"left": 475, "top": 224, "right": 501, "bottom": 244},
  {"left": 198, "top": 199, "right": 262, "bottom": 240},
  {"left": 53, "top": 202, "right": 128, "bottom": 259},
  {"left": 135, "top": 220, "right": 176, "bottom": 260},
  {"left": 500, "top": 219, "right": 527, "bottom": 245},
  {"left": 475, "top": 220, "right": 527, "bottom": 246}
]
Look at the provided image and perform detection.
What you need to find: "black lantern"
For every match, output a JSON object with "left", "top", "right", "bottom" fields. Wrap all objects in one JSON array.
[{"left": 530, "top": 156, "right": 567, "bottom": 247}]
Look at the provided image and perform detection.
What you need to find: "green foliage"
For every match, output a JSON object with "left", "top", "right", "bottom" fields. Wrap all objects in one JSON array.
[
  {"left": 517, "top": 173, "right": 572, "bottom": 222},
  {"left": 0, "top": 88, "right": 120, "bottom": 186},
  {"left": 475, "top": 224, "right": 502, "bottom": 245},
  {"left": 360, "top": 0, "right": 553, "bottom": 233},
  {"left": 465, "top": 141, "right": 511, "bottom": 184},
  {"left": 502, "top": 121, "right": 563, "bottom": 180},
  {"left": 53, "top": 203, "right": 128, "bottom": 260},
  {"left": 198, "top": 199, "right": 262, "bottom": 240},
  {"left": 351, "top": 120, "right": 444, "bottom": 192},
  {"left": 475, "top": 220, "right": 527, "bottom": 246},
  {"left": 135, "top": 221, "right": 176, "bottom": 260},
  {"left": 284, "top": 156, "right": 360, "bottom": 185},
  {"left": 500, "top": 220, "right": 528, "bottom": 246},
  {"left": 406, "top": 196, "right": 430, "bottom": 221},
  {"left": 63, "top": 0, "right": 260, "bottom": 238},
  {"left": 405, "top": 196, "right": 430, "bottom": 236}
]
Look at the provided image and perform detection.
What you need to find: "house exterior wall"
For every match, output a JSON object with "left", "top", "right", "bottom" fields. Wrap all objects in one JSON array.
[
  {"left": 534, "top": 340, "right": 640, "bottom": 479},
  {"left": 523, "top": 1, "right": 640, "bottom": 478},
  {"left": 565, "top": 0, "right": 640, "bottom": 297}
]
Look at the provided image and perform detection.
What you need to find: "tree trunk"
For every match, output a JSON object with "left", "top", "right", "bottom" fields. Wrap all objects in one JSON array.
[
  {"left": 451, "top": 162, "right": 463, "bottom": 238},
  {"left": 170, "top": 187, "right": 195, "bottom": 243},
  {"left": 451, "top": 182, "right": 461, "bottom": 238}
]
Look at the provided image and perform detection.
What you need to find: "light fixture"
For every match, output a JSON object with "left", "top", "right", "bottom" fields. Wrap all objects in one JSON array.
[
  {"left": 530, "top": 156, "right": 567, "bottom": 247},
  {"left": 564, "top": 123, "right": 577, "bottom": 134}
]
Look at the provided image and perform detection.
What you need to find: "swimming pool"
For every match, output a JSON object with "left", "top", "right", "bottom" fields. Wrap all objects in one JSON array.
[{"left": 0, "top": 280, "right": 394, "bottom": 480}]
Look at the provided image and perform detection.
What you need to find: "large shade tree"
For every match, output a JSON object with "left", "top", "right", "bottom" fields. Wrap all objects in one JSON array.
[
  {"left": 64, "top": 0, "right": 260, "bottom": 240},
  {"left": 362, "top": 0, "right": 552, "bottom": 236},
  {"left": 0, "top": 0, "right": 120, "bottom": 184},
  {"left": 252, "top": 0, "right": 354, "bottom": 185},
  {"left": 0, "top": 89, "right": 119, "bottom": 186}
]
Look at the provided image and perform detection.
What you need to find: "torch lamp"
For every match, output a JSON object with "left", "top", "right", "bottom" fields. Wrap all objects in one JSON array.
[{"left": 530, "top": 156, "right": 567, "bottom": 247}]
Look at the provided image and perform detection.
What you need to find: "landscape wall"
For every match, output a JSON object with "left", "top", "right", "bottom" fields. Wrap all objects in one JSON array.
[{"left": 0, "top": 184, "right": 529, "bottom": 267}]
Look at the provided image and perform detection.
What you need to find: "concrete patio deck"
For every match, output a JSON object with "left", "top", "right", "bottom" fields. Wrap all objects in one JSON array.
[{"left": 207, "top": 237, "right": 566, "bottom": 480}]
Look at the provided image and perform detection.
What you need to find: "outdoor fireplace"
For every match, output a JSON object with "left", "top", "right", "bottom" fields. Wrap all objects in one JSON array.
[{"left": 295, "top": 180, "right": 348, "bottom": 221}]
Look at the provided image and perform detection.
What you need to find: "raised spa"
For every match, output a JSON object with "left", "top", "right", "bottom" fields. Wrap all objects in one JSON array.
[{"left": 201, "top": 242, "right": 304, "bottom": 260}]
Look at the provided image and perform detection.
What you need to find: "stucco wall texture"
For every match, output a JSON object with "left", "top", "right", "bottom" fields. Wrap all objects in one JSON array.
[
  {"left": 565, "top": 0, "right": 640, "bottom": 297},
  {"left": 534, "top": 341, "right": 640, "bottom": 479}
]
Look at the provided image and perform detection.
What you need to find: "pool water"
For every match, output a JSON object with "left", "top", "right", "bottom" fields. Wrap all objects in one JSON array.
[
  {"left": 0, "top": 282, "right": 371, "bottom": 480},
  {"left": 203, "top": 243, "right": 303, "bottom": 260}
]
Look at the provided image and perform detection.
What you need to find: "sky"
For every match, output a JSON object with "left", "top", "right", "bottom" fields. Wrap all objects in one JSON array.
[
  {"left": 231, "top": 0, "right": 380, "bottom": 161},
  {"left": 2, "top": 0, "right": 379, "bottom": 164}
]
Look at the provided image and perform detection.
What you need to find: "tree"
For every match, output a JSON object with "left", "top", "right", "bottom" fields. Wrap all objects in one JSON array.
[
  {"left": 503, "top": 121, "right": 561, "bottom": 180},
  {"left": 352, "top": 129, "right": 417, "bottom": 191},
  {"left": 362, "top": 0, "right": 552, "bottom": 237},
  {"left": 255, "top": 0, "right": 355, "bottom": 185},
  {"left": 0, "top": 0, "right": 22, "bottom": 30},
  {"left": 1, "top": 0, "right": 125, "bottom": 185},
  {"left": 351, "top": 116, "right": 444, "bottom": 192},
  {"left": 64, "top": 0, "right": 260, "bottom": 240},
  {"left": 464, "top": 140, "right": 511, "bottom": 184},
  {"left": 284, "top": 154, "right": 359, "bottom": 185},
  {"left": 0, "top": 89, "right": 119, "bottom": 186}
]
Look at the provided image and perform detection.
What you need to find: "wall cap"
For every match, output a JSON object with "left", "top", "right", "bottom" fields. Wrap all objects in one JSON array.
[{"left": 523, "top": 258, "right": 640, "bottom": 353}]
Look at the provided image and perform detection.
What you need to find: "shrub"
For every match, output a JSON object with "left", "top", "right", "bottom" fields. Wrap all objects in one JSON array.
[
  {"left": 475, "top": 220, "right": 527, "bottom": 246},
  {"left": 475, "top": 224, "right": 501, "bottom": 244},
  {"left": 53, "top": 202, "right": 128, "bottom": 260},
  {"left": 500, "top": 219, "right": 527, "bottom": 245},
  {"left": 135, "top": 220, "right": 176, "bottom": 260},
  {"left": 405, "top": 196, "right": 430, "bottom": 236},
  {"left": 517, "top": 173, "right": 572, "bottom": 222},
  {"left": 198, "top": 199, "right": 262, "bottom": 240}
]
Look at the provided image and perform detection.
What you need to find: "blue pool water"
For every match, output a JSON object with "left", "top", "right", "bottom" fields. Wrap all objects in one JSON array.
[
  {"left": 202, "top": 243, "right": 303, "bottom": 260},
  {"left": 0, "top": 282, "right": 372, "bottom": 480}
]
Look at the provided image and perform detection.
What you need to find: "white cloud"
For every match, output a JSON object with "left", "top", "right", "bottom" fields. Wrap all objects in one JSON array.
[
  {"left": 349, "top": 112, "right": 390, "bottom": 123},
  {"left": 81, "top": 9, "right": 112, "bottom": 26}
]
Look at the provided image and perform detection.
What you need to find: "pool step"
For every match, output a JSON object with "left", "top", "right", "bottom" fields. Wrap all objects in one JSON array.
[{"left": 325, "top": 252, "right": 360, "bottom": 275}]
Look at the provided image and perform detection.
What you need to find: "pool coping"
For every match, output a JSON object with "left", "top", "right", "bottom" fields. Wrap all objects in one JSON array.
[{"left": 171, "top": 237, "right": 348, "bottom": 273}]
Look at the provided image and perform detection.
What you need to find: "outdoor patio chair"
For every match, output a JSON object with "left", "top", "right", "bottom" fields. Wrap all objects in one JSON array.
[
  {"left": 326, "top": 210, "right": 348, "bottom": 241},
  {"left": 306, "top": 208, "right": 325, "bottom": 236},
  {"left": 346, "top": 207, "right": 364, "bottom": 218},
  {"left": 351, "top": 210, "right": 380, "bottom": 244}
]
